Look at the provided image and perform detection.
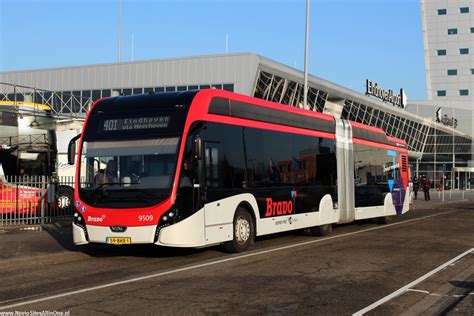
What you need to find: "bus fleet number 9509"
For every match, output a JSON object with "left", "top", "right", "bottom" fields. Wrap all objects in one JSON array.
[{"left": 138, "top": 215, "right": 154, "bottom": 222}]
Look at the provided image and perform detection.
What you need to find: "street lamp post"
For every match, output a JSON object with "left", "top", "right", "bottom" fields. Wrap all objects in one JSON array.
[
  {"left": 118, "top": 0, "right": 122, "bottom": 63},
  {"left": 303, "top": 0, "right": 310, "bottom": 109}
]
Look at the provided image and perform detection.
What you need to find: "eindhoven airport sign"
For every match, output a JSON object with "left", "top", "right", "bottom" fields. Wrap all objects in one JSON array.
[{"left": 365, "top": 80, "right": 407, "bottom": 109}]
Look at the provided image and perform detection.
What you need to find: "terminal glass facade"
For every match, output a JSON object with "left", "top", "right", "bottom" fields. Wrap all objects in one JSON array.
[{"left": 254, "top": 70, "right": 473, "bottom": 190}]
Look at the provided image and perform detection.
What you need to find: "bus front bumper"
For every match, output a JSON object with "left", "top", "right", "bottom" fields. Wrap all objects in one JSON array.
[{"left": 72, "top": 223, "right": 157, "bottom": 245}]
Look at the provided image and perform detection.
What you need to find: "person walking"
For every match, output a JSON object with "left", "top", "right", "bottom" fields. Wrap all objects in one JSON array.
[
  {"left": 413, "top": 177, "right": 419, "bottom": 200},
  {"left": 421, "top": 175, "right": 431, "bottom": 201}
]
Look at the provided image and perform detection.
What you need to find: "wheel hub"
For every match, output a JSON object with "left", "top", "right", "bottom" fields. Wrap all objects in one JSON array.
[
  {"left": 235, "top": 216, "right": 250, "bottom": 244},
  {"left": 58, "top": 196, "right": 71, "bottom": 209}
]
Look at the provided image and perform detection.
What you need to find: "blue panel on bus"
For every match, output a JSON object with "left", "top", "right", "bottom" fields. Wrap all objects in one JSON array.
[
  {"left": 387, "top": 150, "right": 396, "bottom": 157},
  {"left": 388, "top": 179, "right": 394, "bottom": 192}
]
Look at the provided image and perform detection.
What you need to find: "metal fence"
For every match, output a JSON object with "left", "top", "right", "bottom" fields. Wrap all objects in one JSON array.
[
  {"left": 411, "top": 188, "right": 474, "bottom": 202},
  {"left": 0, "top": 82, "right": 92, "bottom": 119},
  {"left": 432, "top": 188, "right": 474, "bottom": 201},
  {"left": 0, "top": 176, "right": 75, "bottom": 226}
]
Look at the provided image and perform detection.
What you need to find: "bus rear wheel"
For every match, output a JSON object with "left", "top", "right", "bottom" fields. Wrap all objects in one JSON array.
[
  {"left": 309, "top": 224, "right": 332, "bottom": 236},
  {"left": 377, "top": 216, "right": 393, "bottom": 225},
  {"left": 223, "top": 208, "right": 254, "bottom": 253}
]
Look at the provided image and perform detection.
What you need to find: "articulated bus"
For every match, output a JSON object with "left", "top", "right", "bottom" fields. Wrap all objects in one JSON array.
[{"left": 70, "top": 89, "right": 409, "bottom": 252}]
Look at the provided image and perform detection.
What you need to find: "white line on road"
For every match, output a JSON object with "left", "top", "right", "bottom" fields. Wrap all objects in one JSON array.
[
  {"left": 0, "top": 209, "right": 461, "bottom": 310},
  {"left": 353, "top": 247, "right": 474, "bottom": 315},
  {"left": 407, "top": 288, "right": 473, "bottom": 299},
  {"left": 406, "top": 289, "right": 430, "bottom": 294}
]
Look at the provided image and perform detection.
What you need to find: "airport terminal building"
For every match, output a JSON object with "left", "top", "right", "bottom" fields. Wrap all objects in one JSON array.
[{"left": 0, "top": 53, "right": 472, "bottom": 189}]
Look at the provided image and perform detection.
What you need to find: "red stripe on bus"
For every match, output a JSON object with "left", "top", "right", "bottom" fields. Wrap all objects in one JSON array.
[
  {"left": 353, "top": 138, "right": 408, "bottom": 152},
  {"left": 350, "top": 120, "right": 385, "bottom": 134},
  {"left": 387, "top": 136, "right": 406, "bottom": 144},
  {"left": 197, "top": 89, "right": 335, "bottom": 122}
]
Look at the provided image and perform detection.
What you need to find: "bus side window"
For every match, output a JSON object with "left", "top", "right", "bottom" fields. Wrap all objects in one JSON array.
[{"left": 205, "top": 146, "right": 219, "bottom": 187}]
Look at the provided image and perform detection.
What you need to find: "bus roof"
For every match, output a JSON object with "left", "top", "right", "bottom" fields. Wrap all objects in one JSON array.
[
  {"left": 192, "top": 89, "right": 407, "bottom": 149},
  {"left": 87, "top": 89, "right": 407, "bottom": 150}
]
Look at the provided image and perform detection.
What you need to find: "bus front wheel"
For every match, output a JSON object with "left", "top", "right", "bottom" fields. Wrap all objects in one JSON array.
[
  {"left": 309, "top": 224, "right": 332, "bottom": 236},
  {"left": 57, "top": 185, "right": 74, "bottom": 211},
  {"left": 223, "top": 208, "right": 254, "bottom": 253}
]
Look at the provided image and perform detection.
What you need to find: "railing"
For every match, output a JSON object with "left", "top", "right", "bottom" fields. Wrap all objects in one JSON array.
[
  {"left": 0, "top": 134, "right": 49, "bottom": 148},
  {"left": 0, "top": 82, "right": 92, "bottom": 120},
  {"left": 0, "top": 175, "right": 75, "bottom": 226},
  {"left": 434, "top": 188, "right": 474, "bottom": 201}
]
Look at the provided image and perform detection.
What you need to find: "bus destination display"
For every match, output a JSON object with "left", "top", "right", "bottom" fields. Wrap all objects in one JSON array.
[{"left": 102, "top": 116, "right": 170, "bottom": 132}]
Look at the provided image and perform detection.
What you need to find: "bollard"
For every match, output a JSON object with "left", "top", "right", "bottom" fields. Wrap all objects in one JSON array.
[{"left": 41, "top": 176, "right": 46, "bottom": 225}]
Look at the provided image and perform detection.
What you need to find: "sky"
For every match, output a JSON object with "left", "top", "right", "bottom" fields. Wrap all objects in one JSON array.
[{"left": 0, "top": 0, "right": 427, "bottom": 100}]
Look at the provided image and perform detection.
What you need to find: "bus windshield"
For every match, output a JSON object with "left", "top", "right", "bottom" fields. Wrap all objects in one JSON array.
[{"left": 79, "top": 137, "right": 179, "bottom": 208}]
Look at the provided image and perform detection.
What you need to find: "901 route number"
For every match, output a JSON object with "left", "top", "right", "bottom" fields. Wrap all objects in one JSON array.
[{"left": 138, "top": 215, "right": 153, "bottom": 222}]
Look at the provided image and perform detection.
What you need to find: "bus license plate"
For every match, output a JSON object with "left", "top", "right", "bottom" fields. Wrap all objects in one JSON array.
[{"left": 106, "top": 237, "right": 131, "bottom": 245}]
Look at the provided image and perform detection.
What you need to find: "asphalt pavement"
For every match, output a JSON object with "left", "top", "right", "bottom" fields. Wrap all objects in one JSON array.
[{"left": 0, "top": 199, "right": 472, "bottom": 315}]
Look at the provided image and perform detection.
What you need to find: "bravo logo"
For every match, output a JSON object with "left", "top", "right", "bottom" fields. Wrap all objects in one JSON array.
[
  {"left": 265, "top": 198, "right": 294, "bottom": 217},
  {"left": 88, "top": 215, "right": 105, "bottom": 223}
]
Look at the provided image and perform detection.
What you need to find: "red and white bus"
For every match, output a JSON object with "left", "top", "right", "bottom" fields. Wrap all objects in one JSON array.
[{"left": 69, "top": 89, "right": 410, "bottom": 252}]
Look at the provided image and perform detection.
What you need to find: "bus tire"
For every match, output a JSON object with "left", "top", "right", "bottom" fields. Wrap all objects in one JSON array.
[
  {"left": 309, "top": 224, "right": 332, "bottom": 236},
  {"left": 377, "top": 216, "right": 393, "bottom": 225},
  {"left": 223, "top": 207, "right": 254, "bottom": 253},
  {"left": 57, "top": 185, "right": 74, "bottom": 211}
]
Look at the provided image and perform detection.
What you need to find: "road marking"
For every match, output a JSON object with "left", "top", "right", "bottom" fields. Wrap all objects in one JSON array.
[
  {"left": 406, "top": 289, "right": 429, "bottom": 294},
  {"left": 0, "top": 209, "right": 462, "bottom": 310},
  {"left": 353, "top": 248, "right": 474, "bottom": 315},
  {"left": 426, "top": 292, "right": 464, "bottom": 298},
  {"left": 406, "top": 288, "right": 473, "bottom": 298}
]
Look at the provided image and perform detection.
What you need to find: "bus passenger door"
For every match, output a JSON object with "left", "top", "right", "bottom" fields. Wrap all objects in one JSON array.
[
  {"left": 202, "top": 142, "right": 234, "bottom": 244},
  {"left": 177, "top": 134, "right": 203, "bottom": 218}
]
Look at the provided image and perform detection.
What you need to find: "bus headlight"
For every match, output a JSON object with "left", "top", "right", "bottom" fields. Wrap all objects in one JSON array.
[
  {"left": 74, "top": 212, "right": 82, "bottom": 222},
  {"left": 161, "top": 210, "right": 177, "bottom": 223}
]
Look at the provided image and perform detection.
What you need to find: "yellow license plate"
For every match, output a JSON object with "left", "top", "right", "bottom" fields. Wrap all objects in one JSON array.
[{"left": 106, "top": 237, "right": 131, "bottom": 245}]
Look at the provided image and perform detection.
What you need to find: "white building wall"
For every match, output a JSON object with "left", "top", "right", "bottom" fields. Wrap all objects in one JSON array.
[
  {"left": 422, "top": 0, "right": 474, "bottom": 109},
  {"left": 0, "top": 53, "right": 259, "bottom": 96}
]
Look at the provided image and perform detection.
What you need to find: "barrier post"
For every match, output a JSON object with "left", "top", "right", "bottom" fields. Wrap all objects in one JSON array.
[{"left": 41, "top": 176, "right": 46, "bottom": 225}]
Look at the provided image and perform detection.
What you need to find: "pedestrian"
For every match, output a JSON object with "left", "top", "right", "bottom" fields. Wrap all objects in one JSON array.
[
  {"left": 421, "top": 175, "right": 431, "bottom": 201},
  {"left": 413, "top": 177, "right": 419, "bottom": 200},
  {"left": 439, "top": 179, "right": 444, "bottom": 192}
]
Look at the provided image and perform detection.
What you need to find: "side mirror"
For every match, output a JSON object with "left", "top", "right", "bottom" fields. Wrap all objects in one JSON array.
[
  {"left": 192, "top": 135, "right": 203, "bottom": 160},
  {"left": 68, "top": 134, "right": 81, "bottom": 165}
]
